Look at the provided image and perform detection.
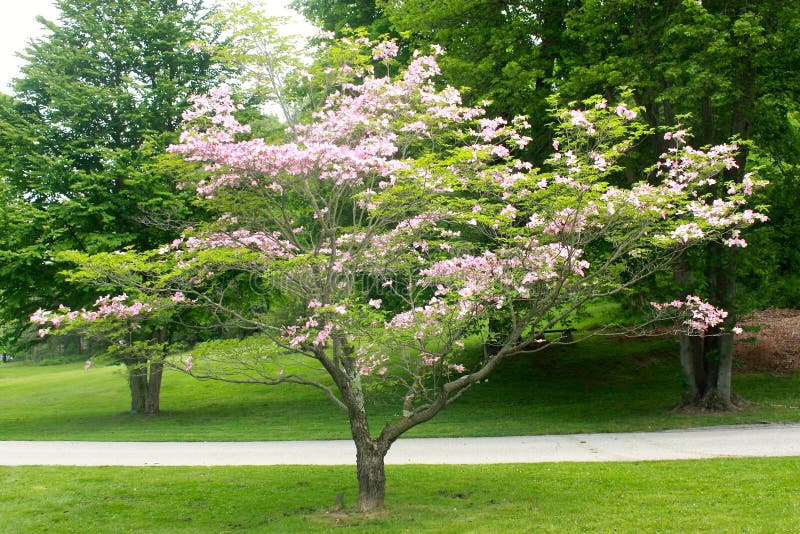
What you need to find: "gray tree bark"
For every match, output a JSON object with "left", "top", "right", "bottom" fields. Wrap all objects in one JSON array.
[{"left": 128, "top": 360, "right": 163, "bottom": 415}]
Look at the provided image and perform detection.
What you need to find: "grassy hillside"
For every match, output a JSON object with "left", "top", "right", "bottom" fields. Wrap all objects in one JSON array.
[{"left": 1, "top": 336, "right": 798, "bottom": 441}]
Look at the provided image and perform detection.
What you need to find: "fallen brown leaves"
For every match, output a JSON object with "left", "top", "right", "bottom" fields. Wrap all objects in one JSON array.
[{"left": 735, "top": 308, "right": 800, "bottom": 375}]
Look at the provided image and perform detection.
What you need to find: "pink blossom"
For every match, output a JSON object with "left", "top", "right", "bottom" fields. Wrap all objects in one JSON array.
[
  {"left": 372, "top": 40, "right": 399, "bottom": 61},
  {"left": 420, "top": 353, "right": 441, "bottom": 366},
  {"left": 30, "top": 308, "right": 50, "bottom": 325},
  {"left": 723, "top": 230, "right": 748, "bottom": 248},
  {"left": 671, "top": 223, "right": 704, "bottom": 243},
  {"left": 652, "top": 295, "right": 728, "bottom": 332},
  {"left": 614, "top": 104, "right": 637, "bottom": 120},
  {"left": 499, "top": 204, "right": 518, "bottom": 219},
  {"left": 591, "top": 152, "right": 608, "bottom": 171},
  {"left": 569, "top": 109, "right": 595, "bottom": 133},
  {"left": 313, "top": 323, "right": 334, "bottom": 346}
]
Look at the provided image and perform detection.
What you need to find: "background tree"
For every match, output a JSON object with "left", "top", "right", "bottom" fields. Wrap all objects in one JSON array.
[
  {"left": 291, "top": 0, "right": 394, "bottom": 38},
  {"left": 0, "top": 0, "right": 224, "bottom": 406},
  {"left": 208, "top": 0, "right": 308, "bottom": 135},
  {"left": 377, "top": 0, "right": 578, "bottom": 162},
  {"left": 560, "top": 0, "right": 800, "bottom": 408},
  {"left": 0, "top": 0, "right": 221, "bottom": 332},
  {"left": 31, "top": 289, "right": 173, "bottom": 415}
]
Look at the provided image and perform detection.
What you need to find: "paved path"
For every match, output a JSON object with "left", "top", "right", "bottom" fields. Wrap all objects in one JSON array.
[{"left": 1, "top": 424, "right": 799, "bottom": 466}]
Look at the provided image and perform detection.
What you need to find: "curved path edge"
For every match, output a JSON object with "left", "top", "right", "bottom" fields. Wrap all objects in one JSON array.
[{"left": 2, "top": 423, "right": 799, "bottom": 466}]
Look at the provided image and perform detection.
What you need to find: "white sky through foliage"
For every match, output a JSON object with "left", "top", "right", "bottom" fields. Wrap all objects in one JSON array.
[{"left": 0, "top": 0, "right": 315, "bottom": 93}]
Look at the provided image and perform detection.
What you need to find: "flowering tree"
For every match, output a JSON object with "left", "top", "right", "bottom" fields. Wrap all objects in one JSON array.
[
  {"left": 30, "top": 291, "right": 172, "bottom": 415},
  {"left": 34, "top": 40, "right": 765, "bottom": 510}
]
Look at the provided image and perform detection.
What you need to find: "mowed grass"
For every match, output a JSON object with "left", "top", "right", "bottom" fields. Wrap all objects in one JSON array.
[
  {"left": 1, "top": 336, "right": 798, "bottom": 441},
  {"left": 2, "top": 458, "right": 799, "bottom": 532}
]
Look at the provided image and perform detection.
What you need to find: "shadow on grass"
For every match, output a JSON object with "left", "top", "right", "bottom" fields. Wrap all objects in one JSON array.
[{"left": 1, "top": 335, "right": 798, "bottom": 441}]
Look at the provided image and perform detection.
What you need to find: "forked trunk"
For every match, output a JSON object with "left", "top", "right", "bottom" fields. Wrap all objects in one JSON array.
[
  {"left": 677, "top": 331, "right": 739, "bottom": 410},
  {"left": 128, "top": 360, "right": 164, "bottom": 415}
]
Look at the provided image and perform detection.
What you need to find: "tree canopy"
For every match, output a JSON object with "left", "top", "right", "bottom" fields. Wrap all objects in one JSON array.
[
  {"left": 0, "top": 0, "right": 223, "bottom": 345},
  {"left": 34, "top": 38, "right": 765, "bottom": 509}
]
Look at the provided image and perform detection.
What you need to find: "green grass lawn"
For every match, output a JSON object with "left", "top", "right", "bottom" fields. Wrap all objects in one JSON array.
[
  {"left": 1, "top": 336, "right": 798, "bottom": 441},
  {"left": 2, "top": 458, "right": 798, "bottom": 532}
]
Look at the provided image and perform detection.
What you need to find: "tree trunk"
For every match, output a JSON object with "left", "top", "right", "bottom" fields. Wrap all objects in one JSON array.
[
  {"left": 144, "top": 360, "right": 163, "bottom": 415},
  {"left": 128, "top": 360, "right": 164, "bottom": 415},
  {"left": 675, "top": 231, "right": 742, "bottom": 411},
  {"left": 355, "top": 440, "right": 387, "bottom": 512},
  {"left": 326, "top": 336, "right": 392, "bottom": 512},
  {"left": 129, "top": 363, "right": 147, "bottom": 414},
  {"left": 679, "top": 333, "right": 705, "bottom": 397},
  {"left": 715, "top": 332, "right": 734, "bottom": 402},
  {"left": 676, "top": 330, "right": 740, "bottom": 411},
  {"left": 336, "top": 349, "right": 389, "bottom": 511},
  {"left": 346, "top": 387, "right": 389, "bottom": 511}
]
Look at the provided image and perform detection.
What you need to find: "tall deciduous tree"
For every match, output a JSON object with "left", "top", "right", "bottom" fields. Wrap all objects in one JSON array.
[
  {"left": 0, "top": 0, "right": 222, "bottom": 410},
  {"left": 561, "top": 0, "right": 800, "bottom": 408},
  {"left": 291, "top": 0, "right": 394, "bottom": 37}
]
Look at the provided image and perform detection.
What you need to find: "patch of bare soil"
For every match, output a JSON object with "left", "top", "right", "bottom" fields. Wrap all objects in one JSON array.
[{"left": 735, "top": 308, "right": 800, "bottom": 375}]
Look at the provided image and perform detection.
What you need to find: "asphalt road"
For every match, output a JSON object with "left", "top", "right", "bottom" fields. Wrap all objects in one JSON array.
[{"left": 2, "top": 423, "right": 799, "bottom": 466}]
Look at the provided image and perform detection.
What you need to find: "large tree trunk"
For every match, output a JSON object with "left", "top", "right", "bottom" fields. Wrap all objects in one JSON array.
[
  {"left": 324, "top": 335, "right": 392, "bottom": 512},
  {"left": 347, "top": 385, "right": 389, "bottom": 511},
  {"left": 675, "top": 235, "right": 741, "bottom": 411},
  {"left": 129, "top": 363, "right": 147, "bottom": 414},
  {"left": 144, "top": 360, "right": 163, "bottom": 415},
  {"left": 127, "top": 359, "right": 164, "bottom": 415},
  {"left": 677, "top": 331, "right": 739, "bottom": 410},
  {"left": 355, "top": 439, "right": 388, "bottom": 512}
]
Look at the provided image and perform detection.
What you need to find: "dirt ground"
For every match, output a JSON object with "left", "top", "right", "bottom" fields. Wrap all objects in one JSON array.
[{"left": 735, "top": 308, "right": 800, "bottom": 375}]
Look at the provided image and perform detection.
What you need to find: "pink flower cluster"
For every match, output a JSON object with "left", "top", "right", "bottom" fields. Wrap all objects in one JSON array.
[
  {"left": 183, "top": 229, "right": 297, "bottom": 257},
  {"left": 419, "top": 241, "right": 589, "bottom": 303},
  {"left": 651, "top": 295, "right": 729, "bottom": 332},
  {"left": 356, "top": 347, "right": 389, "bottom": 376},
  {"left": 30, "top": 295, "right": 152, "bottom": 337},
  {"left": 372, "top": 40, "right": 399, "bottom": 61}
]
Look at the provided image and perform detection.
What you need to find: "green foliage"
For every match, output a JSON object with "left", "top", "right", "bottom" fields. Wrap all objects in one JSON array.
[
  {"left": 0, "top": 0, "right": 223, "bottom": 345},
  {"left": 561, "top": 0, "right": 800, "bottom": 313},
  {"left": 209, "top": 0, "right": 306, "bottom": 131},
  {"left": 380, "top": 0, "right": 578, "bottom": 162},
  {"left": 292, "top": 0, "right": 394, "bottom": 37}
]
